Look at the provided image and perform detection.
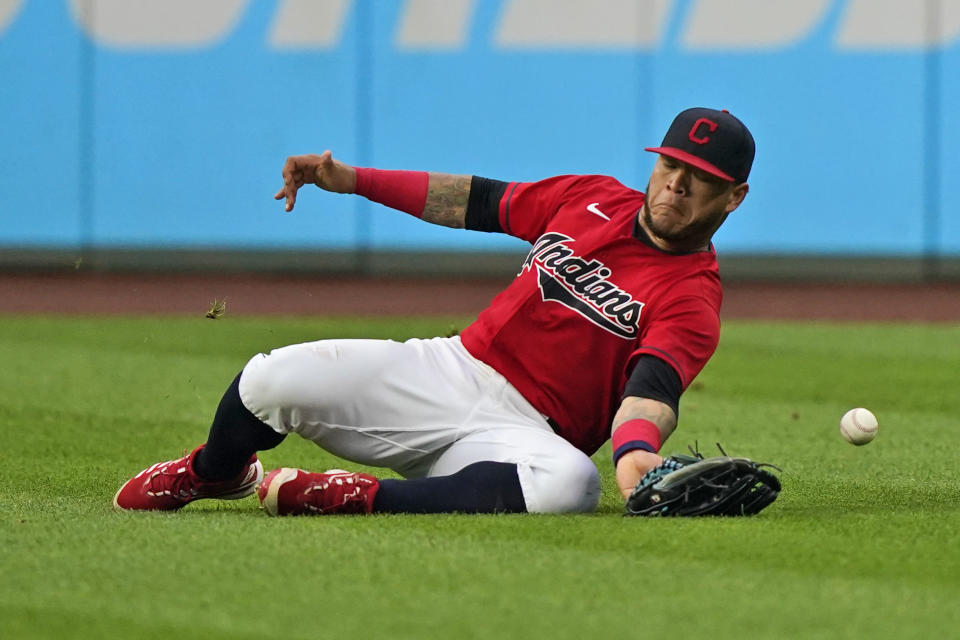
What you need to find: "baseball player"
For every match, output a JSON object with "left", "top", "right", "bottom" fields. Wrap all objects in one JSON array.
[{"left": 114, "top": 107, "right": 754, "bottom": 516}]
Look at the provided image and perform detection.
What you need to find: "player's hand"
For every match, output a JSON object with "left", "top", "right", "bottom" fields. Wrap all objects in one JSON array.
[
  {"left": 615, "top": 449, "right": 664, "bottom": 500},
  {"left": 274, "top": 151, "right": 357, "bottom": 212}
]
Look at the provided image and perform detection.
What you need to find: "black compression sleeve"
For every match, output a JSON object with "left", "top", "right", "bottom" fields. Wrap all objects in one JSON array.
[
  {"left": 465, "top": 176, "right": 508, "bottom": 233},
  {"left": 193, "top": 372, "right": 286, "bottom": 481},
  {"left": 622, "top": 355, "right": 683, "bottom": 416}
]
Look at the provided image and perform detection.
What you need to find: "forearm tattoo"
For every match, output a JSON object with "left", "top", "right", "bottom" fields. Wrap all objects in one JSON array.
[
  {"left": 423, "top": 174, "right": 470, "bottom": 228},
  {"left": 614, "top": 397, "right": 678, "bottom": 436}
]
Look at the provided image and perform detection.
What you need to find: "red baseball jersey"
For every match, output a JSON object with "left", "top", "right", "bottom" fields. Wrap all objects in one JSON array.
[{"left": 459, "top": 174, "right": 723, "bottom": 455}]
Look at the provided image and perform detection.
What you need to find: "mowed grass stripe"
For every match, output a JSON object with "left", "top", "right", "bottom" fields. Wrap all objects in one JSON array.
[{"left": 1, "top": 316, "right": 958, "bottom": 639}]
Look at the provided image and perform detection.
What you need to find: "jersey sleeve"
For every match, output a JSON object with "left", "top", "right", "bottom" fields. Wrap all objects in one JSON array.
[
  {"left": 627, "top": 296, "right": 721, "bottom": 390},
  {"left": 497, "top": 175, "right": 590, "bottom": 243}
]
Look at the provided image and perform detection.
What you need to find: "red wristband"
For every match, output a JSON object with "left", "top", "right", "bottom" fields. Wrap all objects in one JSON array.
[
  {"left": 611, "top": 419, "right": 662, "bottom": 465},
  {"left": 354, "top": 167, "right": 429, "bottom": 218}
]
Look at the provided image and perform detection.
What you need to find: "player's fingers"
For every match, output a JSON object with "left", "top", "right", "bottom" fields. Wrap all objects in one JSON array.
[
  {"left": 280, "top": 157, "right": 303, "bottom": 187},
  {"left": 276, "top": 180, "right": 298, "bottom": 212},
  {"left": 284, "top": 187, "right": 297, "bottom": 212},
  {"left": 280, "top": 156, "right": 295, "bottom": 177}
]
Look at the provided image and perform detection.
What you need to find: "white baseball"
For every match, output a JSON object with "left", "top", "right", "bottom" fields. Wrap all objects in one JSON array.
[{"left": 840, "top": 408, "right": 878, "bottom": 446}]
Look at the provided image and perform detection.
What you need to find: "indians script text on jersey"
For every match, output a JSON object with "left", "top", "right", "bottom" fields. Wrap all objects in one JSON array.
[{"left": 459, "top": 175, "right": 722, "bottom": 455}]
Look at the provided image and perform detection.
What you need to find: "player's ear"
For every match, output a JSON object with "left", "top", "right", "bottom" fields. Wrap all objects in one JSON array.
[{"left": 724, "top": 182, "right": 749, "bottom": 214}]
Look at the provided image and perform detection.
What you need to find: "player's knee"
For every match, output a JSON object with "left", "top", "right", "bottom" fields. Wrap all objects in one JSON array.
[
  {"left": 525, "top": 452, "right": 601, "bottom": 514},
  {"left": 238, "top": 351, "right": 274, "bottom": 400},
  {"left": 236, "top": 348, "right": 313, "bottom": 433}
]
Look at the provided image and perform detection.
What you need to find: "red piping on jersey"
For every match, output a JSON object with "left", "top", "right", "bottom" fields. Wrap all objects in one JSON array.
[
  {"left": 634, "top": 346, "right": 687, "bottom": 387},
  {"left": 501, "top": 181, "right": 521, "bottom": 235}
]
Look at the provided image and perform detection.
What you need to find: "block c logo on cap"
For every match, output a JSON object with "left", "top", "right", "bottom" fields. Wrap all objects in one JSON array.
[{"left": 688, "top": 118, "right": 718, "bottom": 145}]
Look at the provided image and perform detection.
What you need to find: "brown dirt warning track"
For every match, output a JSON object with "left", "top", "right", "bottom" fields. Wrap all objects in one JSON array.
[{"left": 0, "top": 272, "right": 958, "bottom": 323}]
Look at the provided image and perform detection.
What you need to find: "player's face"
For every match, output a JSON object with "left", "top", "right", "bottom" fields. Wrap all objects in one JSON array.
[{"left": 642, "top": 155, "right": 748, "bottom": 251}]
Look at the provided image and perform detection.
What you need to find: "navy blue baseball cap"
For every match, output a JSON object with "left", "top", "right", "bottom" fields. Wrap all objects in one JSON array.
[{"left": 645, "top": 108, "right": 755, "bottom": 183}]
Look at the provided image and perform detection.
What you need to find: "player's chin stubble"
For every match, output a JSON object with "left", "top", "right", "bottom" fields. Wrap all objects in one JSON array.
[
  {"left": 641, "top": 184, "right": 726, "bottom": 246},
  {"left": 640, "top": 202, "right": 713, "bottom": 244}
]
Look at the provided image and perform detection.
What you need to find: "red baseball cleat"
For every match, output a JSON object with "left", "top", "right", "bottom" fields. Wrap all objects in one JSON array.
[
  {"left": 257, "top": 468, "right": 380, "bottom": 516},
  {"left": 113, "top": 445, "right": 263, "bottom": 511}
]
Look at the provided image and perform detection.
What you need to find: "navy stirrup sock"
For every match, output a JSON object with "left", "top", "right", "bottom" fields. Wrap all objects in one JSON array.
[
  {"left": 373, "top": 461, "right": 527, "bottom": 514},
  {"left": 193, "top": 372, "right": 286, "bottom": 481}
]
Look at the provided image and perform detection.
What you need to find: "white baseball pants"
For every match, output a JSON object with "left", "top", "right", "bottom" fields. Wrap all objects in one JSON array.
[{"left": 237, "top": 336, "right": 601, "bottom": 513}]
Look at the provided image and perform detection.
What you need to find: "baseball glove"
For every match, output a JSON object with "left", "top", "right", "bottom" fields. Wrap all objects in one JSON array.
[{"left": 624, "top": 444, "right": 781, "bottom": 517}]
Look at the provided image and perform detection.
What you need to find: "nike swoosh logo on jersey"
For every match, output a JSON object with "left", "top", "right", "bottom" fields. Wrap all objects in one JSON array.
[{"left": 586, "top": 202, "right": 610, "bottom": 221}]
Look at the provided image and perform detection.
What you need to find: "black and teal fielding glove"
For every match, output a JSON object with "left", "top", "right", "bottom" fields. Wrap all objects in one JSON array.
[{"left": 624, "top": 445, "right": 781, "bottom": 517}]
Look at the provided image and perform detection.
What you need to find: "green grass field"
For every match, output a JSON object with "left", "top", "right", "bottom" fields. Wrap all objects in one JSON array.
[{"left": 1, "top": 315, "right": 958, "bottom": 639}]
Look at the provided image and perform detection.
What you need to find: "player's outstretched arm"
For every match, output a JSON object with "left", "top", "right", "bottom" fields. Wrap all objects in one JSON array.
[
  {"left": 274, "top": 152, "right": 474, "bottom": 228},
  {"left": 611, "top": 397, "right": 677, "bottom": 500}
]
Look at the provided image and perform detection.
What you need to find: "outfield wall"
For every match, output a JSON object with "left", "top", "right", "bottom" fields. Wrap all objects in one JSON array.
[{"left": 1, "top": 1, "right": 959, "bottom": 277}]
